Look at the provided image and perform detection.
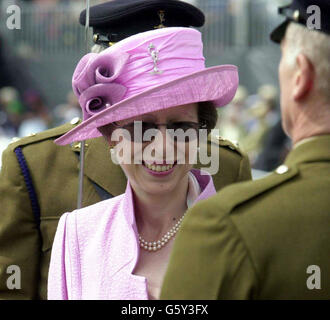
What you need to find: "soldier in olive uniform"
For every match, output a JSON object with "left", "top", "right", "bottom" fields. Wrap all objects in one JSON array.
[
  {"left": 161, "top": 0, "right": 330, "bottom": 300},
  {"left": 0, "top": 0, "right": 251, "bottom": 300}
]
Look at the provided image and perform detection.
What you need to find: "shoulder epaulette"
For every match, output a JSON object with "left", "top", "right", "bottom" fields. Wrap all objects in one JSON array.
[
  {"left": 208, "top": 134, "right": 243, "bottom": 156},
  {"left": 218, "top": 164, "right": 299, "bottom": 214},
  {"left": 8, "top": 118, "right": 81, "bottom": 151}
]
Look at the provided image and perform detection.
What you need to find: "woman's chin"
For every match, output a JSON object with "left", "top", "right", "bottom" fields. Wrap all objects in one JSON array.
[{"left": 139, "top": 180, "right": 178, "bottom": 197}]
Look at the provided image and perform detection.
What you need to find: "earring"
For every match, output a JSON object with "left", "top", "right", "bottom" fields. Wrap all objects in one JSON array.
[
  {"left": 109, "top": 144, "right": 115, "bottom": 155},
  {"left": 109, "top": 144, "right": 119, "bottom": 164}
]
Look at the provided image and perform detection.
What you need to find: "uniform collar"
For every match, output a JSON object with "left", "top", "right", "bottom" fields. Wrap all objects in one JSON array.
[
  {"left": 293, "top": 136, "right": 321, "bottom": 149},
  {"left": 285, "top": 134, "right": 330, "bottom": 167}
]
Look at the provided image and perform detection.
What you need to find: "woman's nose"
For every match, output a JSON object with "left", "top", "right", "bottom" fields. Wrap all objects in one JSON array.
[
  {"left": 155, "top": 125, "right": 170, "bottom": 146},
  {"left": 151, "top": 125, "right": 174, "bottom": 158}
]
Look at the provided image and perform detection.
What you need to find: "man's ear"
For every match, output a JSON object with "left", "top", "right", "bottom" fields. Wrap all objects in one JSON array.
[{"left": 293, "top": 53, "right": 315, "bottom": 101}]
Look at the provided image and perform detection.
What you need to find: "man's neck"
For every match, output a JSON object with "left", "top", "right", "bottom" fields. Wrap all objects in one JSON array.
[{"left": 291, "top": 102, "right": 330, "bottom": 146}]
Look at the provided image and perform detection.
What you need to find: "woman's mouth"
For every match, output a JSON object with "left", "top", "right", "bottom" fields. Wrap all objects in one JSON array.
[
  {"left": 144, "top": 163, "right": 174, "bottom": 172},
  {"left": 142, "top": 161, "right": 177, "bottom": 176}
]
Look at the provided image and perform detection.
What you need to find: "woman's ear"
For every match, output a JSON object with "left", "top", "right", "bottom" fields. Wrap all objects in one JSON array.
[
  {"left": 109, "top": 141, "right": 116, "bottom": 149},
  {"left": 293, "top": 53, "right": 315, "bottom": 102}
]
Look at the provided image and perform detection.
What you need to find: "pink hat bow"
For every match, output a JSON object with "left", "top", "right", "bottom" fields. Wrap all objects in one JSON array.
[{"left": 72, "top": 50, "right": 129, "bottom": 120}]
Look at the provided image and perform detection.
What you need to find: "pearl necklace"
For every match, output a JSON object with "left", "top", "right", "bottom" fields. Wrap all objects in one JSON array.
[{"left": 138, "top": 212, "right": 186, "bottom": 252}]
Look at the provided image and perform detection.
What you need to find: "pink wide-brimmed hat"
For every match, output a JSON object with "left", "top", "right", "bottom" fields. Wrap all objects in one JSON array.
[{"left": 55, "top": 27, "right": 238, "bottom": 145}]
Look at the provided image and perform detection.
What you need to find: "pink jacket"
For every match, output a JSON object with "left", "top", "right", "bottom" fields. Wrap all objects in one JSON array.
[{"left": 48, "top": 169, "right": 216, "bottom": 300}]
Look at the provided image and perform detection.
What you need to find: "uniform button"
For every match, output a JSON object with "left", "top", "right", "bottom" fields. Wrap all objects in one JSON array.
[
  {"left": 70, "top": 117, "right": 80, "bottom": 125},
  {"left": 73, "top": 142, "right": 80, "bottom": 149},
  {"left": 232, "top": 140, "right": 239, "bottom": 147},
  {"left": 212, "top": 133, "right": 223, "bottom": 141},
  {"left": 73, "top": 142, "right": 88, "bottom": 150},
  {"left": 275, "top": 165, "right": 289, "bottom": 174}
]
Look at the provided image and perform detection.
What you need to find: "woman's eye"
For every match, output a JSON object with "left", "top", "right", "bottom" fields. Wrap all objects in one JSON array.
[
  {"left": 142, "top": 122, "right": 157, "bottom": 130},
  {"left": 171, "top": 123, "right": 193, "bottom": 131},
  {"left": 124, "top": 123, "right": 135, "bottom": 130}
]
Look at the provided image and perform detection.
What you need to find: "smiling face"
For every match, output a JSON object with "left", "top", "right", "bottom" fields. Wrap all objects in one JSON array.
[{"left": 105, "top": 103, "right": 199, "bottom": 198}]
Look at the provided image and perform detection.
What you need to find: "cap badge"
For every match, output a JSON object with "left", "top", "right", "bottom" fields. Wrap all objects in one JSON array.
[
  {"left": 148, "top": 43, "right": 163, "bottom": 75},
  {"left": 154, "top": 10, "right": 166, "bottom": 29}
]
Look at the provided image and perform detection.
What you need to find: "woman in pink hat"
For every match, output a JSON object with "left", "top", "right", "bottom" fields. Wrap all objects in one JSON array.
[{"left": 48, "top": 27, "right": 238, "bottom": 300}]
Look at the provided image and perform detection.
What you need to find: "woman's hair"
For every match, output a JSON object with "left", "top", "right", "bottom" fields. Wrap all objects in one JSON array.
[
  {"left": 198, "top": 101, "right": 218, "bottom": 133},
  {"left": 98, "top": 101, "right": 218, "bottom": 139}
]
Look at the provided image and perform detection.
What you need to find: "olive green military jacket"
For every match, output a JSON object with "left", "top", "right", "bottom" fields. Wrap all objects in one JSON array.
[
  {"left": 161, "top": 135, "right": 330, "bottom": 300},
  {"left": 0, "top": 121, "right": 251, "bottom": 300}
]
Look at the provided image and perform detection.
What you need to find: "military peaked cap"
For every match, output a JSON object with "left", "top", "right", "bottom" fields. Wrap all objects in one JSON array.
[
  {"left": 80, "top": 0, "right": 205, "bottom": 46},
  {"left": 270, "top": 0, "right": 330, "bottom": 43}
]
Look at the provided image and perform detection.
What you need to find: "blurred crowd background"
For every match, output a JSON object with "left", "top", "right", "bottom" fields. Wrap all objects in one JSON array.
[{"left": 0, "top": 0, "right": 291, "bottom": 171}]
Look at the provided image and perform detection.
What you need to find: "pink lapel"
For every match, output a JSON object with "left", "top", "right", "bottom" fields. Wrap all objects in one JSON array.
[
  {"left": 96, "top": 182, "right": 148, "bottom": 299},
  {"left": 190, "top": 168, "right": 217, "bottom": 204}
]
